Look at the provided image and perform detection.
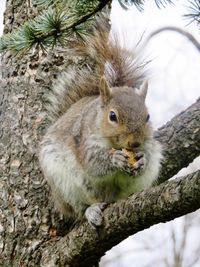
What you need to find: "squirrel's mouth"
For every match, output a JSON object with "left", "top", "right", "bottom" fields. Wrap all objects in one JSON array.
[{"left": 107, "top": 135, "right": 144, "bottom": 151}]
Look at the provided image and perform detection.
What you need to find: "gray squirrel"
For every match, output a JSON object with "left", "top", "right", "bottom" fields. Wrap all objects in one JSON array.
[{"left": 39, "top": 21, "right": 162, "bottom": 227}]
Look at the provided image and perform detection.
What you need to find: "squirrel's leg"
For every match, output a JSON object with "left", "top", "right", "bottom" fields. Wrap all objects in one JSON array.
[
  {"left": 83, "top": 147, "right": 145, "bottom": 226},
  {"left": 81, "top": 146, "right": 114, "bottom": 226}
]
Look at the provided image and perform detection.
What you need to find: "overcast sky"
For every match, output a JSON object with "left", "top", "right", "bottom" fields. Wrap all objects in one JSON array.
[{"left": 111, "top": 1, "right": 200, "bottom": 127}]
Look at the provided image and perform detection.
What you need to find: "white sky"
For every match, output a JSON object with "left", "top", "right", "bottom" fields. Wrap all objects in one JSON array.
[
  {"left": 0, "top": 1, "right": 199, "bottom": 267},
  {"left": 111, "top": 0, "right": 200, "bottom": 128},
  {"left": 0, "top": 1, "right": 5, "bottom": 34}
]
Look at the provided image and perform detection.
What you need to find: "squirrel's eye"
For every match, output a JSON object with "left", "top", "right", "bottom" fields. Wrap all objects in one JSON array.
[
  {"left": 146, "top": 114, "right": 150, "bottom": 122},
  {"left": 109, "top": 111, "right": 118, "bottom": 123}
]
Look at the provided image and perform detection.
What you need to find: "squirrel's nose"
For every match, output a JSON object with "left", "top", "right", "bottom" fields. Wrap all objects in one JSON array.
[{"left": 128, "top": 142, "right": 141, "bottom": 149}]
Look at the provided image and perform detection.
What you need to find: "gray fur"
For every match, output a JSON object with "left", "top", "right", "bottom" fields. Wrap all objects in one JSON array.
[{"left": 39, "top": 24, "right": 162, "bottom": 226}]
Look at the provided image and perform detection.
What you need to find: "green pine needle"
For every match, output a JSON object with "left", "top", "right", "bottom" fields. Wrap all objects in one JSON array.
[
  {"left": 0, "top": 0, "right": 111, "bottom": 54},
  {"left": 0, "top": 0, "right": 177, "bottom": 54},
  {"left": 35, "top": 8, "right": 68, "bottom": 34},
  {"left": 3, "top": 22, "right": 39, "bottom": 53},
  {"left": 184, "top": 0, "right": 200, "bottom": 25},
  {"left": 118, "top": 0, "right": 173, "bottom": 10},
  {"left": 36, "top": 0, "right": 55, "bottom": 7}
]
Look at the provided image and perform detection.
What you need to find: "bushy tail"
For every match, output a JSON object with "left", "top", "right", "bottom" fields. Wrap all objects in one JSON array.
[
  {"left": 47, "top": 16, "right": 147, "bottom": 122},
  {"left": 47, "top": 66, "right": 100, "bottom": 122},
  {"left": 83, "top": 20, "right": 147, "bottom": 88}
]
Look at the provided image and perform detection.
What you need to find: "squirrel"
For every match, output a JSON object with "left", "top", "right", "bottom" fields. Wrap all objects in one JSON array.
[{"left": 39, "top": 19, "right": 162, "bottom": 227}]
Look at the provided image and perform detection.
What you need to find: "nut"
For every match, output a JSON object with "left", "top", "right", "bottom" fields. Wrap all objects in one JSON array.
[{"left": 122, "top": 149, "right": 136, "bottom": 165}]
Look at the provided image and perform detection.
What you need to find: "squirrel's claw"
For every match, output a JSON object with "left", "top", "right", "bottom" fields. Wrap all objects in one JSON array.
[
  {"left": 111, "top": 149, "right": 146, "bottom": 176},
  {"left": 135, "top": 152, "right": 144, "bottom": 161},
  {"left": 111, "top": 150, "right": 129, "bottom": 169},
  {"left": 129, "top": 154, "right": 146, "bottom": 176}
]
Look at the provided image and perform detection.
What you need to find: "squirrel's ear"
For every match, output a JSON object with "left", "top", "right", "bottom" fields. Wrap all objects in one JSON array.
[
  {"left": 99, "top": 76, "right": 111, "bottom": 105},
  {"left": 137, "top": 80, "right": 148, "bottom": 100}
]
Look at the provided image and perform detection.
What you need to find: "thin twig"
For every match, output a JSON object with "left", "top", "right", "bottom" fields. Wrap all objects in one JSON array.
[{"left": 147, "top": 26, "right": 200, "bottom": 53}]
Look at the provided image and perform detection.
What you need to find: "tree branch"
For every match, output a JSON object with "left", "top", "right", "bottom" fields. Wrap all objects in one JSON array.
[
  {"left": 155, "top": 98, "right": 200, "bottom": 183},
  {"left": 148, "top": 26, "right": 200, "bottom": 53},
  {"left": 36, "top": 170, "right": 200, "bottom": 267},
  {"left": 0, "top": 0, "right": 111, "bottom": 53}
]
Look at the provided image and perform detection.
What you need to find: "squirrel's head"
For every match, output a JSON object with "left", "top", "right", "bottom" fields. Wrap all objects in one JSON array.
[{"left": 99, "top": 77, "right": 152, "bottom": 150}]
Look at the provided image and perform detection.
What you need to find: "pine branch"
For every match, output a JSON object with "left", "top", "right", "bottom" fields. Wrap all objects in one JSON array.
[
  {"left": 0, "top": 0, "right": 111, "bottom": 54},
  {"left": 154, "top": 0, "right": 174, "bottom": 8},
  {"left": 118, "top": 0, "right": 174, "bottom": 10},
  {"left": 118, "top": 0, "right": 145, "bottom": 10},
  {"left": 0, "top": 0, "right": 177, "bottom": 54},
  {"left": 184, "top": 0, "right": 200, "bottom": 26},
  {"left": 36, "top": 0, "right": 55, "bottom": 7}
]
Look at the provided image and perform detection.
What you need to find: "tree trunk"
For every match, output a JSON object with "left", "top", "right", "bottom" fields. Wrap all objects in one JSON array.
[
  {"left": 0, "top": 1, "right": 106, "bottom": 265},
  {"left": 0, "top": 65, "right": 55, "bottom": 265},
  {"left": 0, "top": 1, "right": 199, "bottom": 266}
]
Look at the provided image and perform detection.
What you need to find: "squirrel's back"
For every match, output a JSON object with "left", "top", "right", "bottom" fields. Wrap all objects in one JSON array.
[{"left": 46, "top": 18, "right": 147, "bottom": 122}]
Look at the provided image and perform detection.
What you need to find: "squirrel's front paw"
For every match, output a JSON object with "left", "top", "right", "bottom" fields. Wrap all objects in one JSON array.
[
  {"left": 130, "top": 152, "right": 146, "bottom": 176},
  {"left": 111, "top": 149, "right": 128, "bottom": 168},
  {"left": 111, "top": 150, "right": 146, "bottom": 176},
  {"left": 85, "top": 203, "right": 107, "bottom": 227},
  {"left": 111, "top": 149, "right": 134, "bottom": 175}
]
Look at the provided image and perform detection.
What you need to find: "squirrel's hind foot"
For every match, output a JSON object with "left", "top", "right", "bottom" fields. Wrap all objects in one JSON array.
[{"left": 85, "top": 203, "right": 107, "bottom": 227}]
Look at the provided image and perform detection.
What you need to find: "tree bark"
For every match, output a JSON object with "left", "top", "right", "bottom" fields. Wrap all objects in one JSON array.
[
  {"left": 38, "top": 170, "right": 200, "bottom": 267},
  {"left": 156, "top": 97, "right": 200, "bottom": 183},
  {"left": 0, "top": 1, "right": 199, "bottom": 267}
]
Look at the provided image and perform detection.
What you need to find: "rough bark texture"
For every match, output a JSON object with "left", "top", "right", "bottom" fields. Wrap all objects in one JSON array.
[
  {"left": 155, "top": 98, "right": 200, "bottom": 183},
  {"left": 38, "top": 170, "right": 200, "bottom": 267},
  {"left": 0, "top": 1, "right": 199, "bottom": 267}
]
